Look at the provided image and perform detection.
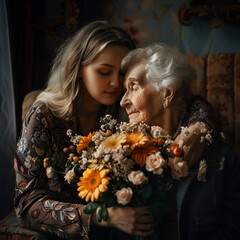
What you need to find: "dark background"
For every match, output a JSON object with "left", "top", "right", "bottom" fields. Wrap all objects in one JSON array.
[{"left": 6, "top": 0, "right": 111, "bottom": 137}]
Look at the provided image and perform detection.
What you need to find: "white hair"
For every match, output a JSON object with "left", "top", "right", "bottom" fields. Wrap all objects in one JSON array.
[{"left": 121, "top": 43, "right": 197, "bottom": 105}]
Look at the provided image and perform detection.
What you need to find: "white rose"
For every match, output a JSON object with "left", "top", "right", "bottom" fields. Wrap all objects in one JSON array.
[
  {"left": 145, "top": 153, "right": 166, "bottom": 175},
  {"left": 46, "top": 167, "right": 54, "bottom": 178},
  {"left": 128, "top": 170, "right": 148, "bottom": 185},
  {"left": 115, "top": 187, "right": 133, "bottom": 205},
  {"left": 64, "top": 169, "right": 75, "bottom": 184}
]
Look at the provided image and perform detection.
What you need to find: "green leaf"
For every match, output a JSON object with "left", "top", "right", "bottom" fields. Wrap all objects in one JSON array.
[
  {"left": 49, "top": 152, "right": 64, "bottom": 169},
  {"left": 99, "top": 190, "right": 116, "bottom": 206},
  {"left": 97, "top": 206, "right": 103, "bottom": 222},
  {"left": 97, "top": 203, "right": 108, "bottom": 222},
  {"left": 101, "top": 204, "right": 108, "bottom": 221},
  {"left": 73, "top": 163, "right": 80, "bottom": 172},
  {"left": 83, "top": 202, "right": 99, "bottom": 214}
]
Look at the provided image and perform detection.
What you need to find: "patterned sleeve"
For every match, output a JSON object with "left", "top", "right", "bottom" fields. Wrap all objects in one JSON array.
[
  {"left": 14, "top": 104, "right": 92, "bottom": 240},
  {"left": 184, "top": 95, "right": 217, "bottom": 131}
]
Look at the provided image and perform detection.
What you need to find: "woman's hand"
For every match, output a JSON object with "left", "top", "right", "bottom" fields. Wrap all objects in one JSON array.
[
  {"left": 92, "top": 206, "right": 155, "bottom": 237},
  {"left": 174, "top": 122, "right": 210, "bottom": 167}
]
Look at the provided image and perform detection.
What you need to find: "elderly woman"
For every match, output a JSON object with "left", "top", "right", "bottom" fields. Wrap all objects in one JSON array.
[{"left": 120, "top": 43, "right": 240, "bottom": 240}]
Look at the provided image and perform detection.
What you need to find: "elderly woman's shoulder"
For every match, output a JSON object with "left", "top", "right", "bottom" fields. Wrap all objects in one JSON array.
[{"left": 188, "top": 95, "right": 212, "bottom": 110}]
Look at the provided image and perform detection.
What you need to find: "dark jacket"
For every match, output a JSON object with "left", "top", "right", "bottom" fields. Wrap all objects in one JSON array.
[
  {"left": 177, "top": 136, "right": 240, "bottom": 240},
  {"left": 98, "top": 137, "right": 240, "bottom": 240}
]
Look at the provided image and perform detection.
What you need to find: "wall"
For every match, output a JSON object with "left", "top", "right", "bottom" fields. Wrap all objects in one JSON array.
[{"left": 105, "top": 0, "right": 240, "bottom": 54}]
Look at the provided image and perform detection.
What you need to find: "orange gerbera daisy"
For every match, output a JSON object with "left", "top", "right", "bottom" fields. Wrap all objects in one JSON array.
[
  {"left": 101, "top": 133, "right": 126, "bottom": 149},
  {"left": 77, "top": 168, "right": 111, "bottom": 202},
  {"left": 77, "top": 131, "right": 96, "bottom": 153},
  {"left": 132, "top": 144, "right": 158, "bottom": 166},
  {"left": 125, "top": 132, "right": 150, "bottom": 150}
]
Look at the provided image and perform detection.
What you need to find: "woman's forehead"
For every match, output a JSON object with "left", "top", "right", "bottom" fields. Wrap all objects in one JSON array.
[{"left": 124, "top": 63, "right": 146, "bottom": 82}]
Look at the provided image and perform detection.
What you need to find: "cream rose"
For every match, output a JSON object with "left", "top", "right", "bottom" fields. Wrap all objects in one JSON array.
[
  {"left": 168, "top": 157, "right": 189, "bottom": 180},
  {"left": 128, "top": 170, "right": 148, "bottom": 185},
  {"left": 115, "top": 187, "right": 133, "bottom": 205},
  {"left": 145, "top": 153, "right": 166, "bottom": 175}
]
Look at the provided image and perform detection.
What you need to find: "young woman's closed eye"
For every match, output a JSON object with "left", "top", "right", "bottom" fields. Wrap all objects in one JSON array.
[{"left": 98, "top": 67, "right": 112, "bottom": 76}]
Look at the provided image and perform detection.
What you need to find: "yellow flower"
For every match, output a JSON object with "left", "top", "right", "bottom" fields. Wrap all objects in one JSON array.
[
  {"left": 77, "top": 131, "right": 96, "bottom": 153},
  {"left": 101, "top": 133, "right": 126, "bottom": 149},
  {"left": 77, "top": 168, "right": 111, "bottom": 202},
  {"left": 126, "top": 132, "right": 150, "bottom": 150}
]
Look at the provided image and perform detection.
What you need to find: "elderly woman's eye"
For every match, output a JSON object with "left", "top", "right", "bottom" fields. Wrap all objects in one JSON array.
[{"left": 132, "top": 85, "right": 138, "bottom": 91}]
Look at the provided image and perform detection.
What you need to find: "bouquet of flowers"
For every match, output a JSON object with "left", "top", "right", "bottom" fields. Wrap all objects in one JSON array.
[{"left": 43, "top": 115, "right": 189, "bottom": 224}]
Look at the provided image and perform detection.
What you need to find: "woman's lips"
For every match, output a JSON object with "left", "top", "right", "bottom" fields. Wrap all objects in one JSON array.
[{"left": 128, "top": 111, "right": 138, "bottom": 116}]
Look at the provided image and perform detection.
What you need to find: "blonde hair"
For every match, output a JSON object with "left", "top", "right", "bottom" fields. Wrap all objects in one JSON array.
[
  {"left": 35, "top": 20, "right": 135, "bottom": 120},
  {"left": 22, "top": 90, "right": 42, "bottom": 121}
]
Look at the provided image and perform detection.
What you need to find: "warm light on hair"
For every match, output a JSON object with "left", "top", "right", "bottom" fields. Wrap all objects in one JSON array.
[
  {"left": 35, "top": 20, "right": 135, "bottom": 121},
  {"left": 121, "top": 43, "right": 197, "bottom": 115}
]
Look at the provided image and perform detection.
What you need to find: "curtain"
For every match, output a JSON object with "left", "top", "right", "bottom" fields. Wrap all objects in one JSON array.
[
  {"left": 0, "top": 0, "right": 16, "bottom": 220},
  {"left": 187, "top": 53, "right": 240, "bottom": 158}
]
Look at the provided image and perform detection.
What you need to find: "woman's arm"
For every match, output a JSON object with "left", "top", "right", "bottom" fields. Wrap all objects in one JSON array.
[{"left": 14, "top": 104, "right": 91, "bottom": 240}]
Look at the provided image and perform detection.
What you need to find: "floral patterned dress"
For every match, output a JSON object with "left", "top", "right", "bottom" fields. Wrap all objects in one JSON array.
[
  {"left": 14, "top": 103, "right": 92, "bottom": 240},
  {"left": 14, "top": 96, "right": 213, "bottom": 240}
]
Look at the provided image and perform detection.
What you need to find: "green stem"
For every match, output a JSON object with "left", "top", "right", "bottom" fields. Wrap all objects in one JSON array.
[{"left": 55, "top": 170, "right": 66, "bottom": 175}]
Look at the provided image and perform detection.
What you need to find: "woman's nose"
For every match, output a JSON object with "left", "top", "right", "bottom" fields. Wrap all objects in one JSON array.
[
  {"left": 120, "top": 92, "right": 130, "bottom": 108},
  {"left": 109, "top": 75, "right": 121, "bottom": 88}
]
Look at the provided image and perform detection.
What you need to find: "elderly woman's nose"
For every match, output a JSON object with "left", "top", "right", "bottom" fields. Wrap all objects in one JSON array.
[{"left": 120, "top": 93, "right": 130, "bottom": 107}]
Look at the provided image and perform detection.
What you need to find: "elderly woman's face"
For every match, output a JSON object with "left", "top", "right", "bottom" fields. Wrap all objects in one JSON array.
[{"left": 120, "top": 63, "right": 165, "bottom": 125}]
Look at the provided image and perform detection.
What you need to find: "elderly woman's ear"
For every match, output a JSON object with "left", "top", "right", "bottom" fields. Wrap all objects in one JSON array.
[{"left": 162, "top": 87, "right": 175, "bottom": 109}]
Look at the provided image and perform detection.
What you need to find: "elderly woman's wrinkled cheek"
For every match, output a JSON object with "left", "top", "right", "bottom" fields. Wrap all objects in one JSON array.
[
  {"left": 130, "top": 87, "right": 164, "bottom": 125},
  {"left": 132, "top": 92, "right": 154, "bottom": 122},
  {"left": 140, "top": 104, "right": 157, "bottom": 122}
]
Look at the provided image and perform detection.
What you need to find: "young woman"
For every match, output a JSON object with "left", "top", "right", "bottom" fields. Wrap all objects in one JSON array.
[{"left": 15, "top": 20, "right": 215, "bottom": 240}]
